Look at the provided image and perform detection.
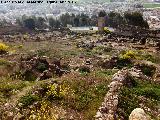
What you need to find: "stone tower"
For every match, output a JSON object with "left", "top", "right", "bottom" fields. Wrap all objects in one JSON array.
[{"left": 98, "top": 17, "right": 106, "bottom": 32}]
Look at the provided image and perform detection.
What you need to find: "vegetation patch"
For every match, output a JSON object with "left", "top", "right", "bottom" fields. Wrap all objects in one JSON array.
[
  {"left": 117, "top": 79, "right": 160, "bottom": 120},
  {"left": 0, "top": 43, "right": 9, "bottom": 54},
  {"left": 19, "top": 94, "right": 40, "bottom": 108},
  {"left": 0, "top": 78, "right": 27, "bottom": 98},
  {"left": 79, "top": 66, "right": 90, "bottom": 73},
  {"left": 60, "top": 78, "right": 109, "bottom": 119},
  {"left": 0, "top": 59, "right": 11, "bottom": 66}
]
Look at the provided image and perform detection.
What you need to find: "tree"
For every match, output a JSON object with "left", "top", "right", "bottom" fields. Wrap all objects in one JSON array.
[
  {"left": 74, "top": 17, "right": 80, "bottom": 27},
  {"left": 107, "top": 12, "right": 125, "bottom": 28},
  {"left": 36, "top": 17, "right": 46, "bottom": 29},
  {"left": 81, "top": 17, "right": 88, "bottom": 26},
  {"left": 79, "top": 13, "right": 89, "bottom": 26},
  {"left": 48, "top": 17, "right": 56, "bottom": 28},
  {"left": 98, "top": 10, "right": 106, "bottom": 17},
  {"left": 15, "top": 18, "right": 23, "bottom": 26},
  {"left": 23, "top": 18, "right": 35, "bottom": 30},
  {"left": 124, "top": 12, "right": 149, "bottom": 28},
  {"left": 55, "top": 20, "right": 61, "bottom": 28},
  {"left": 48, "top": 18, "right": 61, "bottom": 29},
  {"left": 90, "top": 15, "right": 98, "bottom": 26},
  {"left": 59, "top": 13, "right": 72, "bottom": 27}
]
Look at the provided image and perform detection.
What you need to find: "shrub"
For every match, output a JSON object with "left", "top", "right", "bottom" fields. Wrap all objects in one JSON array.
[
  {"left": 120, "top": 50, "right": 136, "bottom": 60},
  {"left": 142, "top": 66, "right": 155, "bottom": 77},
  {"left": 0, "top": 43, "right": 9, "bottom": 54},
  {"left": 117, "top": 50, "right": 136, "bottom": 69},
  {"left": 36, "top": 62, "right": 48, "bottom": 72},
  {"left": 117, "top": 59, "right": 133, "bottom": 69},
  {"left": 104, "top": 27, "right": 111, "bottom": 34},
  {"left": 46, "top": 84, "right": 67, "bottom": 100},
  {"left": 19, "top": 94, "right": 40, "bottom": 108},
  {"left": 138, "top": 64, "right": 156, "bottom": 77},
  {"left": 22, "top": 70, "right": 37, "bottom": 81},
  {"left": 79, "top": 66, "right": 90, "bottom": 73}
]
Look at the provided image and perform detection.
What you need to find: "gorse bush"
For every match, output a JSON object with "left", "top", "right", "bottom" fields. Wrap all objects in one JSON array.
[
  {"left": 120, "top": 50, "right": 137, "bottom": 60},
  {"left": 0, "top": 43, "right": 9, "bottom": 54},
  {"left": 116, "top": 50, "right": 137, "bottom": 69}
]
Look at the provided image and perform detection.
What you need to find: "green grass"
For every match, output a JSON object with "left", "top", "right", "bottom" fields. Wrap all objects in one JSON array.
[
  {"left": 19, "top": 94, "right": 40, "bottom": 108},
  {"left": 60, "top": 78, "right": 109, "bottom": 119},
  {"left": 144, "top": 3, "right": 160, "bottom": 8},
  {"left": 117, "top": 79, "right": 160, "bottom": 120},
  {"left": 0, "top": 59, "right": 12, "bottom": 66},
  {"left": 94, "top": 69, "right": 118, "bottom": 79},
  {"left": 0, "top": 78, "right": 26, "bottom": 104},
  {"left": 17, "top": 69, "right": 111, "bottom": 119}
]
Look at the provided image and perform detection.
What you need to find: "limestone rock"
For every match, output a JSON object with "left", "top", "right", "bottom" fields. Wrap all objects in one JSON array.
[{"left": 129, "top": 108, "right": 151, "bottom": 120}]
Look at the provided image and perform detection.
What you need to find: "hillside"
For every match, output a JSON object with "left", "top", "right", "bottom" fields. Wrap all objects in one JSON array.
[{"left": 0, "top": 25, "right": 160, "bottom": 119}]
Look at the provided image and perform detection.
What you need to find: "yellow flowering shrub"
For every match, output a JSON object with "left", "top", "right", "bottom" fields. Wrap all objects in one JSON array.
[
  {"left": 104, "top": 27, "right": 111, "bottom": 33},
  {"left": 17, "top": 45, "right": 23, "bottom": 49},
  {"left": 46, "top": 83, "right": 69, "bottom": 99},
  {"left": 0, "top": 43, "right": 9, "bottom": 54},
  {"left": 120, "top": 50, "right": 137, "bottom": 60},
  {"left": 29, "top": 101, "right": 57, "bottom": 120}
]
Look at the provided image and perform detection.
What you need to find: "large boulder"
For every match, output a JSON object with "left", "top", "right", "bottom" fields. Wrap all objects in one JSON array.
[{"left": 129, "top": 108, "right": 151, "bottom": 120}]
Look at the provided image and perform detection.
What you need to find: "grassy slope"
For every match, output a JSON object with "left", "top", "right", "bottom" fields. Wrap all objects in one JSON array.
[{"left": 144, "top": 3, "right": 160, "bottom": 8}]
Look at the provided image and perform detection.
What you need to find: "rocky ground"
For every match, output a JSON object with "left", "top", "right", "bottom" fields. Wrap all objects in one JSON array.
[{"left": 0, "top": 29, "right": 160, "bottom": 120}]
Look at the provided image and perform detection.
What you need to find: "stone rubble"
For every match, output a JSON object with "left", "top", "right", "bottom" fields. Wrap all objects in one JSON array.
[
  {"left": 19, "top": 56, "right": 69, "bottom": 80},
  {"left": 95, "top": 69, "right": 128, "bottom": 120},
  {"left": 95, "top": 66, "right": 155, "bottom": 120}
]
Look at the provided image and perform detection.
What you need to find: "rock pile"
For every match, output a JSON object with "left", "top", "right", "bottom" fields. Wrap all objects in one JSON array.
[
  {"left": 19, "top": 56, "right": 69, "bottom": 81},
  {"left": 76, "top": 41, "right": 95, "bottom": 49},
  {"left": 95, "top": 66, "right": 154, "bottom": 120},
  {"left": 95, "top": 69, "right": 129, "bottom": 120}
]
